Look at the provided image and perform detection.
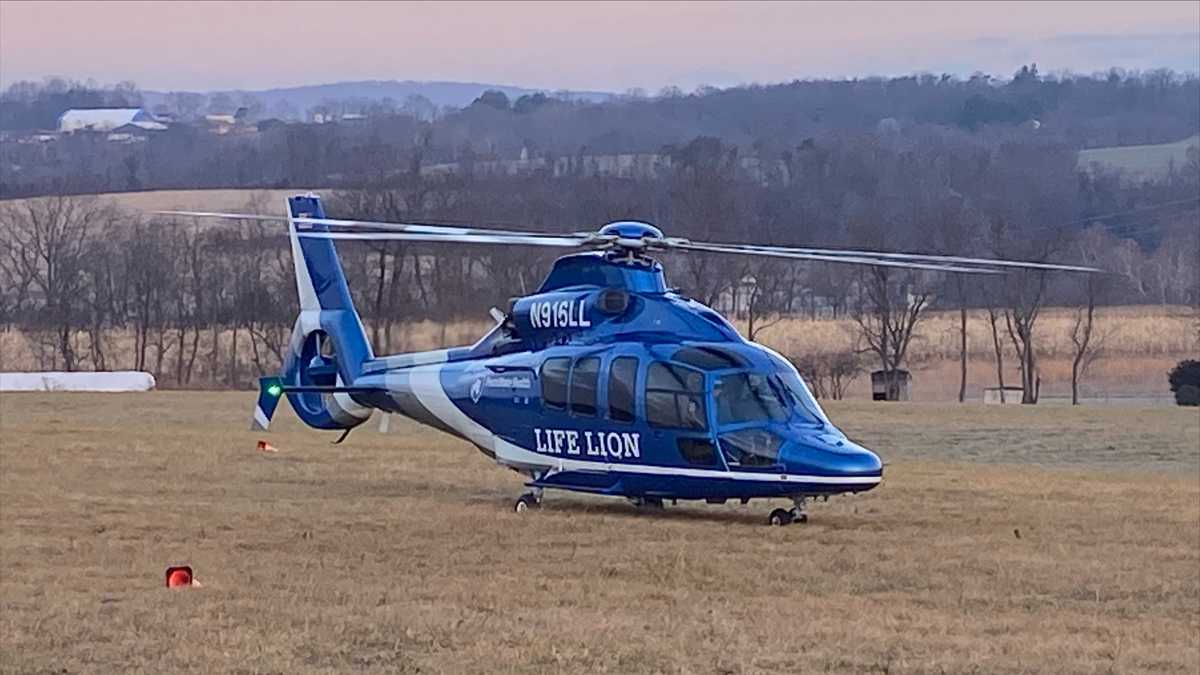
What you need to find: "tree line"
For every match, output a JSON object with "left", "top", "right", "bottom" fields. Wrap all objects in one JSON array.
[
  {"left": 2, "top": 67, "right": 1198, "bottom": 198},
  {"left": 1, "top": 129, "right": 1196, "bottom": 399}
]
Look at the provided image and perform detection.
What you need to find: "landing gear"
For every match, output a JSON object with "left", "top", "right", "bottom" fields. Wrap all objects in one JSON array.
[
  {"left": 767, "top": 497, "right": 810, "bottom": 526},
  {"left": 514, "top": 489, "right": 542, "bottom": 513},
  {"left": 768, "top": 508, "right": 793, "bottom": 526},
  {"left": 628, "top": 496, "right": 665, "bottom": 510}
]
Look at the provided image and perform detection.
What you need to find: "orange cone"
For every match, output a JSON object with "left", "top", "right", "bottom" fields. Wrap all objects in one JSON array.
[
  {"left": 165, "top": 565, "right": 195, "bottom": 588},
  {"left": 256, "top": 440, "right": 279, "bottom": 453}
]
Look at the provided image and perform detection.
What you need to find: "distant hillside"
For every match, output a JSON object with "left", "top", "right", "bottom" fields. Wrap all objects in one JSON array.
[
  {"left": 1078, "top": 134, "right": 1199, "bottom": 181},
  {"left": 142, "top": 80, "right": 613, "bottom": 118}
]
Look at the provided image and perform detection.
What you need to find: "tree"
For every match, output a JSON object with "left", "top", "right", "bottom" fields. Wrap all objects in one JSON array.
[
  {"left": 166, "top": 91, "right": 205, "bottom": 121},
  {"left": 401, "top": 94, "right": 437, "bottom": 122},
  {"left": 1068, "top": 276, "right": 1109, "bottom": 405},
  {"left": 0, "top": 196, "right": 111, "bottom": 370},
  {"left": 513, "top": 92, "right": 551, "bottom": 114},
  {"left": 472, "top": 90, "right": 511, "bottom": 111},
  {"left": 743, "top": 261, "right": 791, "bottom": 341},
  {"left": 1003, "top": 272, "right": 1047, "bottom": 404},
  {"left": 1168, "top": 360, "right": 1200, "bottom": 406},
  {"left": 985, "top": 305, "right": 1009, "bottom": 402},
  {"left": 793, "top": 351, "right": 863, "bottom": 400},
  {"left": 851, "top": 268, "right": 930, "bottom": 387}
]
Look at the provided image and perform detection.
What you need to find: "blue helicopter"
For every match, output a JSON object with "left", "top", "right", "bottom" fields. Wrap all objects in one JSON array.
[{"left": 166, "top": 195, "right": 1097, "bottom": 525}]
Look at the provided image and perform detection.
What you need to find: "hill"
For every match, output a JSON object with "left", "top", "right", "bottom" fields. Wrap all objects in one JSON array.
[{"left": 142, "top": 79, "right": 613, "bottom": 118}]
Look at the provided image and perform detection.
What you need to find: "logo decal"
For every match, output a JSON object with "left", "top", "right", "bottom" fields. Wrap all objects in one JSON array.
[{"left": 470, "top": 377, "right": 484, "bottom": 403}]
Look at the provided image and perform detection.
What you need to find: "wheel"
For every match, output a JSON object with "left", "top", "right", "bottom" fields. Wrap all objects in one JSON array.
[
  {"left": 640, "top": 497, "right": 665, "bottom": 510},
  {"left": 768, "top": 508, "right": 794, "bottom": 526},
  {"left": 514, "top": 494, "right": 539, "bottom": 513},
  {"left": 793, "top": 511, "right": 808, "bottom": 524}
]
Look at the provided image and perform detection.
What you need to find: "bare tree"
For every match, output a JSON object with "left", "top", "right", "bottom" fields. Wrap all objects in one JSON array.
[
  {"left": 851, "top": 267, "right": 931, "bottom": 389},
  {"left": 744, "top": 261, "right": 791, "bottom": 341},
  {"left": 985, "top": 305, "right": 1008, "bottom": 403},
  {"left": 1068, "top": 277, "right": 1111, "bottom": 405},
  {"left": 1003, "top": 272, "right": 1047, "bottom": 405},
  {"left": 0, "top": 196, "right": 111, "bottom": 370}
]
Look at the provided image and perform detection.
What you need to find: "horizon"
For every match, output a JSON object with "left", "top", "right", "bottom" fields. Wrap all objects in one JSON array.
[{"left": 1, "top": 1, "right": 1197, "bottom": 93}]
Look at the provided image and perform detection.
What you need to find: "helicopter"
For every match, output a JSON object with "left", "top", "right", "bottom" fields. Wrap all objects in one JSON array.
[{"left": 165, "top": 194, "right": 1098, "bottom": 526}]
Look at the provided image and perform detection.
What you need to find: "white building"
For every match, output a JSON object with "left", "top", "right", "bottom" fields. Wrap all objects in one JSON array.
[{"left": 57, "top": 108, "right": 155, "bottom": 133}]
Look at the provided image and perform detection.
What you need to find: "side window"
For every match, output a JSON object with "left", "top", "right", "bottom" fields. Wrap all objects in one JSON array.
[
  {"left": 540, "top": 357, "right": 570, "bottom": 410},
  {"left": 677, "top": 438, "right": 718, "bottom": 466},
  {"left": 645, "top": 362, "right": 707, "bottom": 430},
  {"left": 608, "top": 357, "right": 637, "bottom": 422},
  {"left": 570, "top": 357, "right": 600, "bottom": 416}
]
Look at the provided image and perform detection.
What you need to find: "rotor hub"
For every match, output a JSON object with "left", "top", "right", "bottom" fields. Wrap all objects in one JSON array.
[{"left": 592, "top": 221, "right": 679, "bottom": 262}]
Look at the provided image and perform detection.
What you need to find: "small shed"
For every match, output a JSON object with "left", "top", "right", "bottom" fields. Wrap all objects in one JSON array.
[
  {"left": 871, "top": 369, "right": 911, "bottom": 401},
  {"left": 983, "top": 386, "right": 1024, "bottom": 404}
]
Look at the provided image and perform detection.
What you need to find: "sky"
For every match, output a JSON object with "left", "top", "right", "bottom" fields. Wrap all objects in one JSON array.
[{"left": 1, "top": 1, "right": 1197, "bottom": 92}]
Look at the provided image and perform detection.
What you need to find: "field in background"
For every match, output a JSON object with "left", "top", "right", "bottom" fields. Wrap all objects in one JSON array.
[
  {"left": 1078, "top": 134, "right": 1199, "bottom": 181},
  {"left": 0, "top": 188, "right": 320, "bottom": 215},
  {"left": 1, "top": 392, "right": 1196, "bottom": 673},
  {"left": 5, "top": 305, "right": 1192, "bottom": 401},
  {"left": 1, "top": 189, "right": 1195, "bottom": 400}
]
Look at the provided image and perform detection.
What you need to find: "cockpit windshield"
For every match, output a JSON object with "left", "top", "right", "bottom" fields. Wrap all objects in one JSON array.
[
  {"left": 713, "top": 370, "right": 825, "bottom": 427},
  {"left": 714, "top": 373, "right": 788, "bottom": 425},
  {"left": 776, "top": 368, "right": 828, "bottom": 426}
]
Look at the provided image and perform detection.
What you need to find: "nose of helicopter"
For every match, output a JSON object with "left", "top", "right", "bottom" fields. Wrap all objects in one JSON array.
[{"left": 779, "top": 433, "right": 883, "bottom": 480}]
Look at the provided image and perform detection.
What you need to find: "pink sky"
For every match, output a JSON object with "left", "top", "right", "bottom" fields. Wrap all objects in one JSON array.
[{"left": 1, "top": 1, "right": 1197, "bottom": 91}]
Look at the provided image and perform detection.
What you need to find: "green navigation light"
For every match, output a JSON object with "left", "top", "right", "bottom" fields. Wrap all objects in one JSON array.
[{"left": 266, "top": 383, "right": 283, "bottom": 397}]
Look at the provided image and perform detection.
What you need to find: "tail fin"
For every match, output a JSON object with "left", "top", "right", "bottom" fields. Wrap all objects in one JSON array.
[{"left": 263, "top": 195, "right": 375, "bottom": 430}]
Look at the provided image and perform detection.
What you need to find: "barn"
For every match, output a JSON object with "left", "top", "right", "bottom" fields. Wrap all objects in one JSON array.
[{"left": 57, "top": 108, "right": 155, "bottom": 133}]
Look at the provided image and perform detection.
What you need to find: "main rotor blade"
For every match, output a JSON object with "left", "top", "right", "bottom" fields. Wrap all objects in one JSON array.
[
  {"left": 297, "top": 231, "right": 589, "bottom": 247},
  {"left": 675, "top": 242, "right": 1004, "bottom": 274},
  {"left": 292, "top": 216, "right": 581, "bottom": 239},
  {"left": 157, "top": 210, "right": 288, "bottom": 222},
  {"left": 701, "top": 242, "right": 1101, "bottom": 273},
  {"left": 157, "top": 210, "right": 580, "bottom": 239}
]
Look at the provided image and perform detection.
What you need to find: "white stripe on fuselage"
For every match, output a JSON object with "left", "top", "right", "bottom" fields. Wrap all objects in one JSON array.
[
  {"left": 372, "top": 349, "right": 452, "bottom": 371},
  {"left": 407, "top": 364, "right": 495, "bottom": 453},
  {"left": 404, "top": 363, "right": 881, "bottom": 487}
]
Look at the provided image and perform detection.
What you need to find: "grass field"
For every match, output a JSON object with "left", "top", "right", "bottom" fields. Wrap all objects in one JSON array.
[
  {"left": 0, "top": 188, "right": 321, "bottom": 215},
  {"left": 1, "top": 392, "right": 1197, "bottom": 673},
  {"left": 2, "top": 304, "right": 1194, "bottom": 401},
  {"left": 1078, "top": 134, "right": 1199, "bottom": 181}
]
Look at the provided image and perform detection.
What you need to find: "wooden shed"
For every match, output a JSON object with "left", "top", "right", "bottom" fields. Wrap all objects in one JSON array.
[
  {"left": 871, "top": 369, "right": 911, "bottom": 401},
  {"left": 983, "top": 386, "right": 1024, "bottom": 404}
]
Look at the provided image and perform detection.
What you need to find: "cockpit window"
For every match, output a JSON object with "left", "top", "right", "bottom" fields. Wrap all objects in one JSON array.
[
  {"left": 776, "top": 369, "right": 827, "bottom": 426},
  {"left": 720, "top": 428, "right": 784, "bottom": 467},
  {"left": 570, "top": 357, "right": 600, "bottom": 416},
  {"left": 714, "top": 373, "right": 789, "bottom": 425},
  {"left": 540, "top": 357, "right": 570, "bottom": 410},
  {"left": 672, "top": 346, "right": 744, "bottom": 370},
  {"left": 645, "top": 362, "right": 707, "bottom": 430}
]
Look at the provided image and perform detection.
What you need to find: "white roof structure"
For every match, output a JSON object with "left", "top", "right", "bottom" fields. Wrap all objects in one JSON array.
[
  {"left": 0, "top": 371, "right": 156, "bottom": 391},
  {"left": 58, "top": 108, "right": 150, "bottom": 133}
]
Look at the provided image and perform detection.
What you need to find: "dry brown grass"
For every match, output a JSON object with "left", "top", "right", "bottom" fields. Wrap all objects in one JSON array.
[
  {"left": 0, "top": 188, "right": 323, "bottom": 215},
  {"left": 1, "top": 392, "right": 1197, "bottom": 673},
  {"left": 5, "top": 306, "right": 1191, "bottom": 401},
  {"left": 745, "top": 305, "right": 1199, "bottom": 361}
]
